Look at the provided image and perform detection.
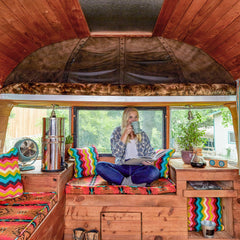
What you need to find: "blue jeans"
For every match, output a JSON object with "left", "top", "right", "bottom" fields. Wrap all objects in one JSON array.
[{"left": 96, "top": 161, "right": 160, "bottom": 185}]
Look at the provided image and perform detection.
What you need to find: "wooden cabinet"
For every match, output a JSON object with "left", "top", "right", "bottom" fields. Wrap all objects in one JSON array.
[
  {"left": 64, "top": 159, "right": 239, "bottom": 240},
  {"left": 101, "top": 212, "right": 142, "bottom": 240},
  {"left": 170, "top": 159, "right": 239, "bottom": 240},
  {"left": 21, "top": 161, "right": 74, "bottom": 200},
  {"left": 19, "top": 161, "right": 74, "bottom": 240}
]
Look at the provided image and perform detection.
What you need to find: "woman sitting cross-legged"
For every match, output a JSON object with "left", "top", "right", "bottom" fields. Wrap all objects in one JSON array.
[{"left": 96, "top": 107, "right": 160, "bottom": 187}]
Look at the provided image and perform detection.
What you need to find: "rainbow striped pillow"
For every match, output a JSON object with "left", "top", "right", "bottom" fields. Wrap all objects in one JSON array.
[
  {"left": 187, "top": 197, "right": 224, "bottom": 231},
  {"left": 0, "top": 148, "right": 23, "bottom": 200},
  {"left": 154, "top": 149, "right": 175, "bottom": 178},
  {"left": 68, "top": 146, "right": 99, "bottom": 178}
]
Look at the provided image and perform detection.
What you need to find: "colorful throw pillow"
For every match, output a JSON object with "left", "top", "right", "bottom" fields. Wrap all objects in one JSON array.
[
  {"left": 0, "top": 148, "right": 23, "bottom": 200},
  {"left": 154, "top": 148, "right": 175, "bottom": 178},
  {"left": 68, "top": 146, "right": 99, "bottom": 178},
  {"left": 187, "top": 197, "right": 224, "bottom": 231}
]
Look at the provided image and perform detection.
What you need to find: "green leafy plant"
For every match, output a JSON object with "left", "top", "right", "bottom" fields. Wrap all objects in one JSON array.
[
  {"left": 176, "top": 112, "right": 206, "bottom": 151},
  {"left": 65, "top": 135, "right": 73, "bottom": 144}
]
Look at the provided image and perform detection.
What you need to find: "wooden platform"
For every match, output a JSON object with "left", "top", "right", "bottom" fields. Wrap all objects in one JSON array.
[
  {"left": 64, "top": 159, "right": 240, "bottom": 240},
  {"left": 21, "top": 161, "right": 74, "bottom": 240}
]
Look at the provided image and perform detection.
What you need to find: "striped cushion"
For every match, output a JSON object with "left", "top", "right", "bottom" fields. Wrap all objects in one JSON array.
[
  {"left": 0, "top": 192, "right": 57, "bottom": 240},
  {"left": 187, "top": 197, "right": 224, "bottom": 231},
  {"left": 0, "top": 148, "right": 23, "bottom": 201},
  {"left": 65, "top": 175, "right": 176, "bottom": 195},
  {"left": 68, "top": 146, "right": 99, "bottom": 178},
  {"left": 154, "top": 148, "right": 175, "bottom": 178}
]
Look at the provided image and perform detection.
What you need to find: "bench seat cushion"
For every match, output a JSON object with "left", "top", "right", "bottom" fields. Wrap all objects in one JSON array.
[
  {"left": 66, "top": 175, "right": 176, "bottom": 195},
  {"left": 0, "top": 191, "right": 57, "bottom": 240}
]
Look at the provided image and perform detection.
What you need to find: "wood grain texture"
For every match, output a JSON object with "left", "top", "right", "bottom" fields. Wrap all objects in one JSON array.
[
  {"left": 64, "top": 159, "right": 240, "bottom": 239},
  {"left": 153, "top": 0, "right": 240, "bottom": 80},
  {"left": 0, "top": 0, "right": 89, "bottom": 85},
  {"left": 20, "top": 162, "right": 74, "bottom": 240},
  {"left": 30, "top": 197, "right": 65, "bottom": 240},
  {"left": 0, "top": 0, "right": 239, "bottom": 86},
  {"left": 64, "top": 206, "right": 187, "bottom": 240}
]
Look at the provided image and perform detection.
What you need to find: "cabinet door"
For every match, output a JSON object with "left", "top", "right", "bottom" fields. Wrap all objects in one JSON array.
[{"left": 101, "top": 212, "right": 141, "bottom": 240}]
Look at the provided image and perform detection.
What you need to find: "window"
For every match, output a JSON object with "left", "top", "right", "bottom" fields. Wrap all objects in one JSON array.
[
  {"left": 228, "top": 131, "right": 236, "bottom": 144},
  {"left": 74, "top": 107, "right": 166, "bottom": 155},
  {"left": 170, "top": 106, "right": 238, "bottom": 162},
  {"left": 4, "top": 106, "right": 71, "bottom": 155}
]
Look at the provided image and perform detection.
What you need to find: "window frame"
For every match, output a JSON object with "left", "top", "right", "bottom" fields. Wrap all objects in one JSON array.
[{"left": 73, "top": 106, "right": 167, "bottom": 156}]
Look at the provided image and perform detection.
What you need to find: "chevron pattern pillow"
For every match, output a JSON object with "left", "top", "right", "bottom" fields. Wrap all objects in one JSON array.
[
  {"left": 0, "top": 148, "right": 23, "bottom": 200},
  {"left": 154, "top": 148, "right": 175, "bottom": 178},
  {"left": 68, "top": 146, "right": 99, "bottom": 178},
  {"left": 187, "top": 197, "right": 224, "bottom": 231}
]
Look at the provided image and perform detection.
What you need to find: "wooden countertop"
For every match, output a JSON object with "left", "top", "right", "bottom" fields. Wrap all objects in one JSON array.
[
  {"left": 170, "top": 159, "right": 238, "bottom": 171},
  {"left": 21, "top": 160, "right": 73, "bottom": 176}
]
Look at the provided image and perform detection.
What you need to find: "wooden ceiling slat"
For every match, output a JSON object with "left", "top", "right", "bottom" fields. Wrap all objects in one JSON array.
[
  {"left": 0, "top": 15, "right": 40, "bottom": 53},
  {"left": 0, "top": 27, "right": 30, "bottom": 54},
  {"left": 0, "top": 37, "right": 25, "bottom": 62},
  {"left": 198, "top": 2, "right": 240, "bottom": 51},
  {"left": 180, "top": 0, "right": 222, "bottom": 41},
  {"left": 0, "top": 55, "right": 18, "bottom": 69},
  {"left": 184, "top": 0, "right": 239, "bottom": 46},
  {"left": 209, "top": 31, "right": 240, "bottom": 60},
  {"left": 168, "top": 0, "right": 207, "bottom": 40},
  {"left": 161, "top": 0, "right": 193, "bottom": 38},
  {"left": 11, "top": 0, "right": 60, "bottom": 44},
  {"left": 39, "top": 0, "right": 78, "bottom": 39},
  {"left": 0, "top": 0, "right": 50, "bottom": 46},
  {"left": 28, "top": 0, "right": 72, "bottom": 40},
  {"left": 59, "top": 0, "right": 90, "bottom": 37},
  {"left": 224, "top": 54, "right": 240, "bottom": 73},
  {"left": 34, "top": 0, "right": 80, "bottom": 42},
  {"left": 230, "top": 65, "right": 240, "bottom": 80},
  {"left": 204, "top": 16, "right": 240, "bottom": 54},
  {"left": 0, "top": 56, "right": 18, "bottom": 86},
  {"left": 152, "top": 0, "right": 178, "bottom": 36}
]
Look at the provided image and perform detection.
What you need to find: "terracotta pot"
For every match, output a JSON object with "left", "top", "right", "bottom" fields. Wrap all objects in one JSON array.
[{"left": 181, "top": 150, "right": 194, "bottom": 164}]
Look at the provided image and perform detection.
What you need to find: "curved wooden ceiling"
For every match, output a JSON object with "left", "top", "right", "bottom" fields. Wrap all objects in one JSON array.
[{"left": 0, "top": 0, "right": 239, "bottom": 88}]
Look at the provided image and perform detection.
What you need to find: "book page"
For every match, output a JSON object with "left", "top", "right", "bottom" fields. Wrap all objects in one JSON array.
[
  {"left": 124, "top": 157, "right": 155, "bottom": 165},
  {"left": 123, "top": 150, "right": 167, "bottom": 165}
]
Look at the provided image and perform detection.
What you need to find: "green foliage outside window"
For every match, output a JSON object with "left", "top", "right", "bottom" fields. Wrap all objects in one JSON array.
[{"left": 77, "top": 108, "right": 164, "bottom": 154}]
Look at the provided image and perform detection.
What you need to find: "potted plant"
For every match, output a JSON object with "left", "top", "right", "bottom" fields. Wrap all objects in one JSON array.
[
  {"left": 175, "top": 111, "right": 206, "bottom": 164},
  {"left": 65, "top": 135, "right": 73, "bottom": 160}
]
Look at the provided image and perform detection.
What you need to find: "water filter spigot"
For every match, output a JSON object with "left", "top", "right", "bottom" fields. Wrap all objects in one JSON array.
[{"left": 50, "top": 104, "right": 58, "bottom": 118}]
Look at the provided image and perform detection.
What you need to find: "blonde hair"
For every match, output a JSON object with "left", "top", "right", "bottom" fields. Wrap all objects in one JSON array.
[{"left": 121, "top": 107, "right": 142, "bottom": 142}]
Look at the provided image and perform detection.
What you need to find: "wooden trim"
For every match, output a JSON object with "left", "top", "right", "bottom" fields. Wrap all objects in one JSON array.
[
  {"left": 166, "top": 106, "right": 170, "bottom": 149},
  {"left": 71, "top": 106, "right": 74, "bottom": 136},
  {"left": 30, "top": 197, "right": 65, "bottom": 240},
  {"left": 183, "top": 189, "right": 237, "bottom": 198},
  {"left": 66, "top": 194, "right": 182, "bottom": 207},
  {"left": 0, "top": 103, "right": 13, "bottom": 154}
]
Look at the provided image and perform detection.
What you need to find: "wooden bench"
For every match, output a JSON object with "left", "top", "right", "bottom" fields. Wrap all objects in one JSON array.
[
  {"left": 64, "top": 157, "right": 186, "bottom": 240},
  {"left": 64, "top": 158, "right": 239, "bottom": 240},
  {"left": 0, "top": 161, "right": 73, "bottom": 240}
]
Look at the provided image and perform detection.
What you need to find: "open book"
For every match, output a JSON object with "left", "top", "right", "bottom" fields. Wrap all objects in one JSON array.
[{"left": 123, "top": 149, "right": 168, "bottom": 165}]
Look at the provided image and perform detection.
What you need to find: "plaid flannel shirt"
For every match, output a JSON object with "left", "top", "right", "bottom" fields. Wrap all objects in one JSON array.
[{"left": 110, "top": 126, "right": 155, "bottom": 165}]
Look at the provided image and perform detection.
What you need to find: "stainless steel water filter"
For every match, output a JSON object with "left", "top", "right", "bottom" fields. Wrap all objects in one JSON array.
[{"left": 42, "top": 116, "right": 65, "bottom": 172}]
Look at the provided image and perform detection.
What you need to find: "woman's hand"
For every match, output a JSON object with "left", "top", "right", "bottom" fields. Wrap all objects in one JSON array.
[{"left": 121, "top": 124, "right": 133, "bottom": 143}]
